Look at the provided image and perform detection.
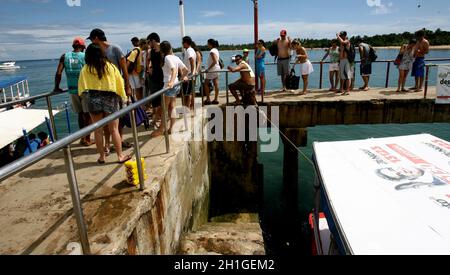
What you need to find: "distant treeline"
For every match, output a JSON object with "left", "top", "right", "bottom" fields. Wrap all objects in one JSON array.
[{"left": 174, "top": 29, "right": 450, "bottom": 51}]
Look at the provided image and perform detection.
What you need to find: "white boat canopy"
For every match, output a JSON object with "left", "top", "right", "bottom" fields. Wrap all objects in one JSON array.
[
  {"left": 314, "top": 134, "right": 450, "bottom": 255},
  {"left": 0, "top": 108, "right": 59, "bottom": 149}
]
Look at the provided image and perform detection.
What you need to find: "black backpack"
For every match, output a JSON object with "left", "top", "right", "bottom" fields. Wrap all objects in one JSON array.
[
  {"left": 269, "top": 39, "right": 279, "bottom": 57},
  {"left": 345, "top": 44, "right": 356, "bottom": 63},
  {"left": 219, "top": 58, "right": 225, "bottom": 69},
  {"left": 369, "top": 46, "right": 378, "bottom": 62},
  {"left": 125, "top": 48, "right": 141, "bottom": 74}
]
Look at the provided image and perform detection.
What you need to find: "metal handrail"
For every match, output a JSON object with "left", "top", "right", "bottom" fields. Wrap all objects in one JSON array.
[
  {"left": 0, "top": 89, "right": 65, "bottom": 110},
  {"left": 0, "top": 76, "right": 193, "bottom": 255},
  {"left": 265, "top": 57, "right": 450, "bottom": 97},
  {"left": 0, "top": 89, "right": 66, "bottom": 140},
  {"left": 0, "top": 87, "right": 172, "bottom": 181}
]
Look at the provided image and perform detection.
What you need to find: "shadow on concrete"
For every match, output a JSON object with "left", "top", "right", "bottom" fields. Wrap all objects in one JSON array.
[
  {"left": 379, "top": 90, "right": 421, "bottom": 96},
  {"left": 20, "top": 129, "right": 168, "bottom": 254},
  {"left": 21, "top": 189, "right": 140, "bottom": 255}
]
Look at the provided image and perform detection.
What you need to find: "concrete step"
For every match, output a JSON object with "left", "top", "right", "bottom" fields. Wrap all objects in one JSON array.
[{"left": 179, "top": 216, "right": 265, "bottom": 255}]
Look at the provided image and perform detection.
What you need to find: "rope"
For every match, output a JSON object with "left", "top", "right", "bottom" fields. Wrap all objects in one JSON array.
[{"left": 255, "top": 105, "right": 315, "bottom": 167}]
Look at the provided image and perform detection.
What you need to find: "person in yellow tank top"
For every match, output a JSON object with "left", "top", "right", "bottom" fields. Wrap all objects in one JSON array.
[{"left": 78, "top": 44, "right": 131, "bottom": 165}]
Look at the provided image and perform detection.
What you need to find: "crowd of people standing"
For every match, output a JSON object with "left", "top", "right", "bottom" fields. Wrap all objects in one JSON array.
[{"left": 49, "top": 27, "right": 431, "bottom": 164}]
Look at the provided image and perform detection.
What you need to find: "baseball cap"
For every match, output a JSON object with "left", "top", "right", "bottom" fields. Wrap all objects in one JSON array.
[
  {"left": 280, "top": 29, "right": 287, "bottom": 36},
  {"left": 243, "top": 49, "right": 250, "bottom": 53},
  {"left": 87, "top": 28, "right": 107, "bottom": 41},
  {"left": 72, "top": 37, "right": 86, "bottom": 47}
]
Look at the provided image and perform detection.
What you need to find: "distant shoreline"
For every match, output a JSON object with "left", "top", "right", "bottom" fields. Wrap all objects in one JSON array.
[
  {"left": 307, "top": 45, "right": 450, "bottom": 50},
  {"left": 3, "top": 45, "right": 450, "bottom": 63}
]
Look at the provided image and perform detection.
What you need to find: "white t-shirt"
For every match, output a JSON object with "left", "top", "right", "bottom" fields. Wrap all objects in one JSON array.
[
  {"left": 207, "top": 48, "right": 221, "bottom": 72},
  {"left": 183, "top": 47, "right": 197, "bottom": 75},
  {"left": 162, "top": 54, "right": 187, "bottom": 87}
]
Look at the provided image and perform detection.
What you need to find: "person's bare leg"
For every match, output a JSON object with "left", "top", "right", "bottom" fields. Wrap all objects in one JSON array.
[
  {"left": 204, "top": 80, "right": 211, "bottom": 102},
  {"left": 340, "top": 79, "right": 345, "bottom": 94},
  {"left": 261, "top": 75, "right": 266, "bottom": 95},
  {"left": 151, "top": 96, "right": 171, "bottom": 137},
  {"left": 168, "top": 97, "right": 176, "bottom": 134},
  {"left": 83, "top": 113, "right": 95, "bottom": 144},
  {"left": 329, "top": 72, "right": 335, "bottom": 91},
  {"left": 301, "top": 75, "right": 308, "bottom": 94},
  {"left": 397, "top": 70, "right": 403, "bottom": 92},
  {"left": 108, "top": 118, "right": 128, "bottom": 162},
  {"left": 230, "top": 87, "right": 241, "bottom": 104},
  {"left": 281, "top": 75, "right": 286, "bottom": 92},
  {"left": 190, "top": 93, "right": 195, "bottom": 111},
  {"left": 402, "top": 70, "right": 409, "bottom": 91},
  {"left": 104, "top": 125, "right": 111, "bottom": 152},
  {"left": 363, "top": 76, "right": 369, "bottom": 90},
  {"left": 136, "top": 88, "right": 143, "bottom": 101},
  {"left": 412, "top": 77, "right": 419, "bottom": 90},
  {"left": 335, "top": 72, "right": 340, "bottom": 91},
  {"left": 213, "top": 78, "right": 219, "bottom": 102},
  {"left": 90, "top": 113, "right": 106, "bottom": 162},
  {"left": 342, "top": 79, "right": 350, "bottom": 95},
  {"left": 418, "top": 76, "right": 424, "bottom": 92}
]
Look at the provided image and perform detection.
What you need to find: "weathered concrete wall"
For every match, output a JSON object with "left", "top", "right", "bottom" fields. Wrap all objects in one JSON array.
[
  {"left": 125, "top": 121, "right": 210, "bottom": 255},
  {"left": 266, "top": 99, "right": 450, "bottom": 129},
  {"left": 208, "top": 141, "right": 259, "bottom": 218},
  {"left": 0, "top": 113, "right": 211, "bottom": 255}
]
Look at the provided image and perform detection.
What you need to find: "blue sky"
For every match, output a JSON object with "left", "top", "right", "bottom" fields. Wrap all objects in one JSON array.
[{"left": 0, "top": 0, "right": 449, "bottom": 60}]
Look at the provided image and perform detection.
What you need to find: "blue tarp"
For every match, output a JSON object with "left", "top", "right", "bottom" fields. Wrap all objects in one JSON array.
[{"left": 0, "top": 76, "right": 27, "bottom": 89}]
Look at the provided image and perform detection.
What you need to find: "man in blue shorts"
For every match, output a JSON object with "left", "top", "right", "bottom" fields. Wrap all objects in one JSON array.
[{"left": 410, "top": 30, "right": 430, "bottom": 93}]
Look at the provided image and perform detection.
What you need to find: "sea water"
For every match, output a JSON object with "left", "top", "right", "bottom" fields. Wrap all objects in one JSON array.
[{"left": 1, "top": 49, "right": 449, "bottom": 254}]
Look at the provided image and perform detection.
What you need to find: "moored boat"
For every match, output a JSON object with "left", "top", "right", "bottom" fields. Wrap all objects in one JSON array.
[{"left": 0, "top": 61, "right": 21, "bottom": 70}]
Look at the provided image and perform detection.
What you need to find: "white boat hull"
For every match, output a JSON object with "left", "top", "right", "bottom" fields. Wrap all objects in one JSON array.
[{"left": 0, "top": 66, "right": 20, "bottom": 70}]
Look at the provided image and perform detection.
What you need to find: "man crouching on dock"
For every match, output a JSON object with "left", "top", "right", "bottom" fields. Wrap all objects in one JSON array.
[{"left": 228, "top": 55, "right": 256, "bottom": 106}]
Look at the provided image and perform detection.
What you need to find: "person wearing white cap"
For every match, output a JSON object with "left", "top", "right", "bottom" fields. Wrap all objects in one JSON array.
[{"left": 243, "top": 49, "right": 250, "bottom": 63}]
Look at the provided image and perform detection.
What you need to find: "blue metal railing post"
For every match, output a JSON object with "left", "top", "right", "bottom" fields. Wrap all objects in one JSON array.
[{"left": 45, "top": 117, "right": 55, "bottom": 143}]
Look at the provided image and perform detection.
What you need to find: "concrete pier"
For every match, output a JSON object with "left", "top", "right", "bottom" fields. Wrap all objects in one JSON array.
[
  {"left": 0, "top": 86, "right": 448, "bottom": 255},
  {"left": 0, "top": 111, "right": 210, "bottom": 255}
]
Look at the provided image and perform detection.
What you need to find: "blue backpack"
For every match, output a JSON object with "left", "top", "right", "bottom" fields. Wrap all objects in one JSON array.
[{"left": 121, "top": 97, "right": 150, "bottom": 130}]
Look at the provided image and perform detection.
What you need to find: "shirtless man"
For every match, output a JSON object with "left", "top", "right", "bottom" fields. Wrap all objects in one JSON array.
[
  {"left": 274, "top": 30, "right": 292, "bottom": 92},
  {"left": 227, "top": 54, "right": 256, "bottom": 105},
  {"left": 410, "top": 30, "right": 430, "bottom": 93},
  {"left": 336, "top": 31, "right": 352, "bottom": 96}
]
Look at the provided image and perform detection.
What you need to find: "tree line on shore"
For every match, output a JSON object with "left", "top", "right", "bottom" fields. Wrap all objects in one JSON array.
[{"left": 174, "top": 28, "right": 450, "bottom": 51}]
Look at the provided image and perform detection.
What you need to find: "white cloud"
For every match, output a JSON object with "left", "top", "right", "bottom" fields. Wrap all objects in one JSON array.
[
  {"left": 366, "top": 0, "right": 394, "bottom": 15},
  {"left": 2, "top": 15, "right": 450, "bottom": 60},
  {"left": 200, "top": 10, "right": 225, "bottom": 18}
]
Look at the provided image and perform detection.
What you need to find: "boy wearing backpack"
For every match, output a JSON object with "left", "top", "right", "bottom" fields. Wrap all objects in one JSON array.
[
  {"left": 336, "top": 31, "right": 354, "bottom": 96},
  {"left": 127, "top": 37, "right": 144, "bottom": 100},
  {"left": 358, "top": 39, "right": 377, "bottom": 91}
]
